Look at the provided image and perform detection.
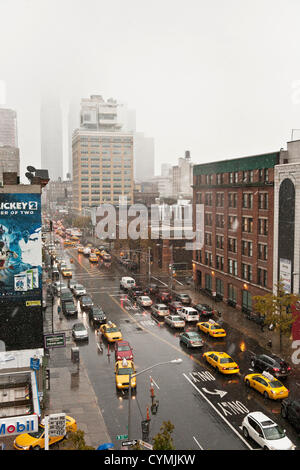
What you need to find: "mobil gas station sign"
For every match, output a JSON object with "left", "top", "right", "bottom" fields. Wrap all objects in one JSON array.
[{"left": 0, "top": 415, "right": 38, "bottom": 437}]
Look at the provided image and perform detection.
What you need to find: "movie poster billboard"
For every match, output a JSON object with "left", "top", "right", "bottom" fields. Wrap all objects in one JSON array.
[{"left": 0, "top": 193, "right": 42, "bottom": 301}]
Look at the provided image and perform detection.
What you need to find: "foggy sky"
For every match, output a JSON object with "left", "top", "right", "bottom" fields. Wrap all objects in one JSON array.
[{"left": 1, "top": 0, "right": 300, "bottom": 181}]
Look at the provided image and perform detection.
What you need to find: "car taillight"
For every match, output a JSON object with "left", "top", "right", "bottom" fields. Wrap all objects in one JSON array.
[
  {"left": 273, "top": 368, "right": 280, "bottom": 372},
  {"left": 287, "top": 367, "right": 291, "bottom": 371}
]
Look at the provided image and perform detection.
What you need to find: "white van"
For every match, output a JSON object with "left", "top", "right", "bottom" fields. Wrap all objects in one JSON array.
[
  {"left": 120, "top": 277, "right": 136, "bottom": 291},
  {"left": 178, "top": 307, "right": 199, "bottom": 322}
]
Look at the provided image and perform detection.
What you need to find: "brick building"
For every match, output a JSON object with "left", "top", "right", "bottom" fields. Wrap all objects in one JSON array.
[{"left": 192, "top": 151, "right": 281, "bottom": 313}]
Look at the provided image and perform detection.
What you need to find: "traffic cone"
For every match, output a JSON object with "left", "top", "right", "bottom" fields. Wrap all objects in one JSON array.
[{"left": 146, "top": 407, "right": 150, "bottom": 420}]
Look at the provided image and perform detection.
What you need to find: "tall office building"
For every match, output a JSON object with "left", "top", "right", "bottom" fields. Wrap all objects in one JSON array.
[
  {"left": 72, "top": 95, "right": 134, "bottom": 212},
  {"left": 0, "top": 107, "right": 18, "bottom": 147},
  {"left": 40, "top": 92, "right": 63, "bottom": 181},
  {"left": 134, "top": 132, "right": 155, "bottom": 182}
]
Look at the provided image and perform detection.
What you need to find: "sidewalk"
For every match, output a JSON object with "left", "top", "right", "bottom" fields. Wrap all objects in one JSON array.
[{"left": 43, "top": 286, "right": 111, "bottom": 450}]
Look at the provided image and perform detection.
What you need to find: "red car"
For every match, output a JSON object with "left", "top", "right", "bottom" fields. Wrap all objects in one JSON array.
[{"left": 115, "top": 340, "right": 133, "bottom": 362}]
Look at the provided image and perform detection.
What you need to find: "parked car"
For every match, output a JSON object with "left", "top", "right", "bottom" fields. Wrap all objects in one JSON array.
[
  {"left": 137, "top": 296, "right": 153, "bottom": 308},
  {"left": 115, "top": 340, "right": 134, "bottom": 362},
  {"left": 250, "top": 354, "right": 291, "bottom": 379},
  {"left": 151, "top": 303, "right": 170, "bottom": 319},
  {"left": 178, "top": 306, "right": 199, "bottom": 322},
  {"left": 88, "top": 306, "right": 107, "bottom": 327},
  {"left": 52, "top": 281, "right": 66, "bottom": 295},
  {"left": 179, "top": 331, "right": 204, "bottom": 348},
  {"left": 60, "top": 289, "right": 74, "bottom": 303},
  {"left": 175, "top": 293, "right": 191, "bottom": 305},
  {"left": 193, "top": 303, "right": 214, "bottom": 318},
  {"left": 164, "top": 315, "right": 185, "bottom": 329},
  {"left": 281, "top": 399, "right": 300, "bottom": 432},
  {"left": 62, "top": 301, "right": 78, "bottom": 318},
  {"left": 168, "top": 301, "right": 183, "bottom": 314},
  {"left": 72, "top": 284, "right": 87, "bottom": 297},
  {"left": 242, "top": 411, "right": 295, "bottom": 450},
  {"left": 79, "top": 295, "right": 94, "bottom": 311},
  {"left": 72, "top": 323, "right": 89, "bottom": 342}
]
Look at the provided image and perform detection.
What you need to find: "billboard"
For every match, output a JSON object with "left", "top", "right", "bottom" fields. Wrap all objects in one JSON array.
[{"left": 0, "top": 193, "right": 42, "bottom": 301}]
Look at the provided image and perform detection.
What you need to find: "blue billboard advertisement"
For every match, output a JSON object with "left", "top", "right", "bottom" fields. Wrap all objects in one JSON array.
[{"left": 0, "top": 193, "right": 42, "bottom": 301}]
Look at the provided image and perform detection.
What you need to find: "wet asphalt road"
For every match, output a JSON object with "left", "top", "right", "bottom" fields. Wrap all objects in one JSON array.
[{"left": 49, "top": 241, "right": 300, "bottom": 450}]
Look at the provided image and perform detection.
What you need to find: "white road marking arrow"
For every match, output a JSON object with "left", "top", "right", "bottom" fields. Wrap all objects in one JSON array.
[{"left": 202, "top": 388, "right": 228, "bottom": 398}]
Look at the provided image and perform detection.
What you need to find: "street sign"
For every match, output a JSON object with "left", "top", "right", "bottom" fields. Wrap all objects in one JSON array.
[
  {"left": 138, "top": 440, "right": 153, "bottom": 450},
  {"left": 116, "top": 434, "right": 128, "bottom": 440},
  {"left": 44, "top": 332, "right": 66, "bottom": 349},
  {"left": 30, "top": 357, "right": 40, "bottom": 370},
  {"left": 48, "top": 413, "right": 66, "bottom": 437},
  {"left": 121, "top": 440, "right": 137, "bottom": 447}
]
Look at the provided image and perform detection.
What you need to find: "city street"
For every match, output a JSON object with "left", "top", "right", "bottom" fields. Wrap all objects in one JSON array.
[{"left": 44, "top": 239, "right": 300, "bottom": 450}]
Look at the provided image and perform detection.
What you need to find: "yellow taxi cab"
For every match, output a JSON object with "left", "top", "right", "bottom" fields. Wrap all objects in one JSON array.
[
  {"left": 13, "top": 415, "right": 77, "bottom": 450},
  {"left": 100, "top": 321, "right": 122, "bottom": 343},
  {"left": 197, "top": 319, "right": 226, "bottom": 338},
  {"left": 89, "top": 253, "right": 98, "bottom": 263},
  {"left": 115, "top": 358, "right": 136, "bottom": 390},
  {"left": 77, "top": 245, "right": 84, "bottom": 254},
  {"left": 203, "top": 351, "right": 239, "bottom": 374},
  {"left": 61, "top": 267, "right": 72, "bottom": 278},
  {"left": 87, "top": 243, "right": 93, "bottom": 248},
  {"left": 244, "top": 371, "right": 289, "bottom": 400},
  {"left": 63, "top": 240, "right": 73, "bottom": 247},
  {"left": 94, "top": 248, "right": 101, "bottom": 256}
]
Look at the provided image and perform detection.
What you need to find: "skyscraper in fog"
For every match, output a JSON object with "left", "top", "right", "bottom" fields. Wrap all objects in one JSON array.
[
  {"left": 134, "top": 132, "right": 155, "bottom": 182},
  {"left": 0, "top": 107, "right": 18, "bottom": 147},
  {"left": 40, "top": 92, "right": 63, "bottom": 181}
]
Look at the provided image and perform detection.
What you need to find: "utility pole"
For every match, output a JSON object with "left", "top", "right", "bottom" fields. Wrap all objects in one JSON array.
[{"left": 148, "top": 246, "right": 151, "bottom": 284}]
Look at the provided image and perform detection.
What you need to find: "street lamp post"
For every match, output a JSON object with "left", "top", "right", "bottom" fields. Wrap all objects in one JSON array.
[{"left": 127, "top": 359, "right": 182, "bottom": 440}]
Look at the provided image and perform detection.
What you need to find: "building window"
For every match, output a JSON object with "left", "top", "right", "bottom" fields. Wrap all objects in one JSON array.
[
  {"left": 258, "top": 218, "right": 268, "bottom": 235},
  {"left": 242, "top": 193, "right": 253, "bottom": 209},
  {"left": 228, "top": 193, "right": 237, "bottom": 208},
  {"left": 242, "top": 263, "right": 252, "bottom": 281},
  {"left": 216, "top": 214, "right": 224, "bottom": 229},
  {"left": 259, "top": 168, "right": 269, "bottom": 182},
  {"left": 205, "top": 174, "right": 213, "bottom": 185},
  {"left": 242, "top": 217, "right": 253, "bottom": 233},
  {"left": 229, "top": 172, "right": 234, "bottom": 184},
  {"left": 258, "top": 243, "right": 268, "bottom": 261},
  {"left": 205, "top": 251, "right": 212, "bottom": 266},
  {"left": 205, "top": 232, "right": 212, "bottom": 246},
  {"left": 216, "top": 234, "right": 224, "bottom": 249},
  {"left": 228, "top": 284, "right": 237, "bottom": 303},
  {"left": 196, "top": 192, "right": 202, "bottom": 204},
  {"left": 205, "top": 192, "right": 212, "bottom": 206},
  {"left": 242, "top": 240, "right": 253, "bottom": 257},
  {"left": 205, "top": 274, "right": 212, "bottom": 290},
  {"left": 216, "top": 278, "right": 224, "bottom": 297},
  {"left": 258, "top": 268, "right": 267, "bottom": 287},
  {"left": 228, "top": 258, "right": 237, "bottom": 276},
  {"left": 228, "top": 215, "right": 238, "bottom": 230},
  {"left": 258, "top": 192, "right": 268, "bottom": 209},
  {"left": 228, "top": 237, "right": 237, "bottom": 253},
  {"left": 216, "top": 192, "right": 224, "bottom": 207},
  {"left": 216, "top": 255, "right": 224, "bottom": 271},
  {"left": 216, "top": 173, "right": 224, "bottom": 184},
  {"left": 205, "top": 212, "right": 212, "bottom": 226}
]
